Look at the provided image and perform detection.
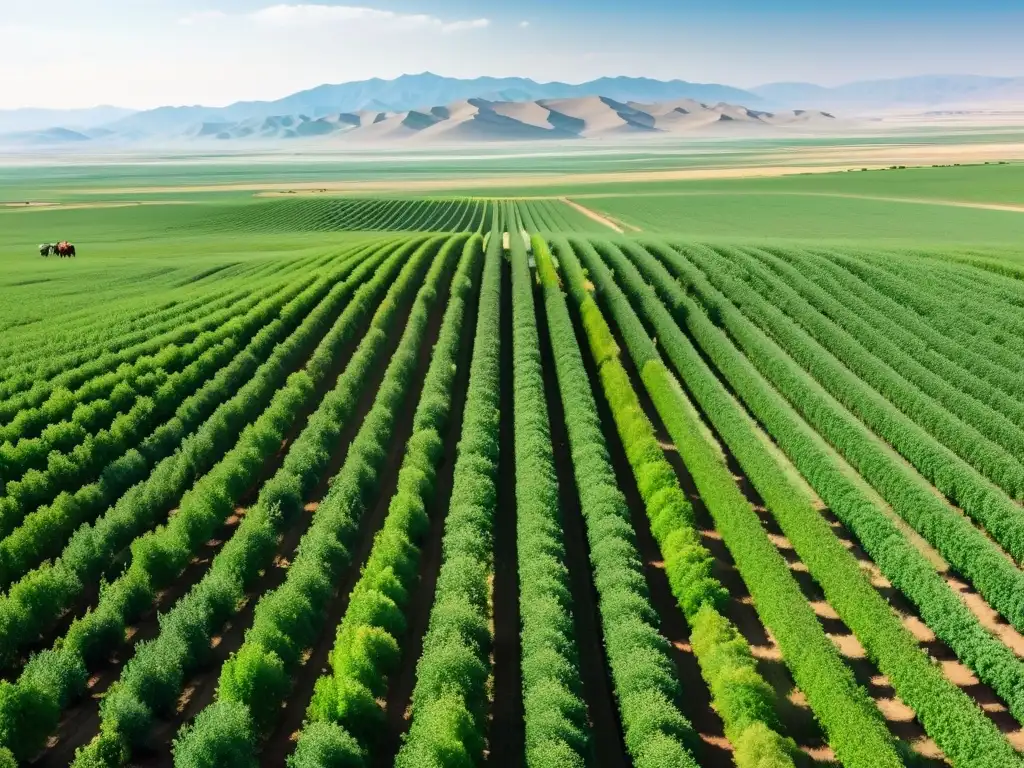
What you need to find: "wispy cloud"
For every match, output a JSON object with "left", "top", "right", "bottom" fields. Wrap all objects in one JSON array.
[
  {"left": 519, "top": 21, "right": 530, "bottom": 29},
  {"left": 178, "top": 10, "right": 228, "bottom": 26},
  {"left": 181, "top": 4, "right": 489, "bottom": 34}
]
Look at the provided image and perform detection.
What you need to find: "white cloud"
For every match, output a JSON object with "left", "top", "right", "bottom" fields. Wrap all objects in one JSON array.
[
  {"left": 440, "top": 18, "right": 491, "bottom": 33},
  {"left": 519, "top": 21, "right": 530, "bottom": 28},
  {"left": 184, "top": 4, "right": 492, "bottom": 34},
  {"left": 178, "top": 10, "right": 227, "bottom": 26}
]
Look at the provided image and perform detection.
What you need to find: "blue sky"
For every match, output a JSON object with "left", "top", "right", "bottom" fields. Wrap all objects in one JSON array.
[{"left": 1, "top": 0, "right": 1022, "bottom": 109}]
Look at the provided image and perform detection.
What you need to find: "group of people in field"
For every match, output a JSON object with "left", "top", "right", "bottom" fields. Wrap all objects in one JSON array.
[{"left": 39, "top": 241, "right": 76, "bottom": 257}]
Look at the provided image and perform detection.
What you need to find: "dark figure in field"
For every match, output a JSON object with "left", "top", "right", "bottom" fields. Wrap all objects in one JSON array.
[
  {"left": 38, "top": 243, "right": 54, "bottom": 257},
  {"left": 56, "top": 241, "right": 76, "bottom": 258}
]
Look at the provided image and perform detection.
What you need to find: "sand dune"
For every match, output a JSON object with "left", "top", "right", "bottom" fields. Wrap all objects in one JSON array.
[{"left": 170, "top": 95, "right": 841, "bottom": 145}]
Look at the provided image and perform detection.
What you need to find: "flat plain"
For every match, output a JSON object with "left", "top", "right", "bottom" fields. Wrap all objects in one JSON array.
[{"left": 1, "top": 133, "right": 1024, "bottom": 768}]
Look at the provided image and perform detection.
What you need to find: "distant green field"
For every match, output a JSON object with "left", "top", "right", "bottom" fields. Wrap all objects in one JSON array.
[{"left": 579, "top": 189, "right": 1024, "bottom": 248}]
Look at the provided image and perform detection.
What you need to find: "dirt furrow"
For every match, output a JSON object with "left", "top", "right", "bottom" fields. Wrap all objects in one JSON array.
[{"left": 487, "top": 255, "right": 524, "bottom": 767}]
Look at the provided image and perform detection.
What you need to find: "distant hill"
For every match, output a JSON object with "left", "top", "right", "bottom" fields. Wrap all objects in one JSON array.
[
  {"left": 0, "top": 127, "right": 93, "bottom": 146},
  {"left": 69, "top": 96, "right": 837, "bottom": 146},
  {"left": 0, "top": 106, "right": 135, "bottom": 135},
  {"left": 102, "top": 73, "right": 761, "bottom": 136},
  {"left": 4, "top": 71, "right": 1023, "bottom": 148},
  {"left": 753, "top": 75, "right": 1024, "bottom": 109}
]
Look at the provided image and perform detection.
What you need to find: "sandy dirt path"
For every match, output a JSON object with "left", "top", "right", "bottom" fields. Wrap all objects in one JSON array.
[{"left": 560, "top": 198, "right": 625, "bottom": 233}]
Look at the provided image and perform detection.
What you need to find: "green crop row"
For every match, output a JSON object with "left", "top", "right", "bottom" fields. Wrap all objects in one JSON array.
[
  {"left": 741, "top": 246, "right": 1024, "bottom": 463},
  {"left": 0, "top": 271, "right": 302, "bottom": 431},
  {"left": 0, "top": 237, "right": 423, "bottom": 763},
  {"left": 0, "top": 240, "right": 392, "bottom": 670},
  {"left": 567, "top": 236, "right": 904, "bottom": 768},
  {"left": 509, "top": 235, "right": 590, "bottom": 766},
  {"left": 831, "top": 255, "right": 1024, "bottom": 386},
  {"left": 548, "top": 236, "right": 797, "bottom": 768},
  {"left": 633, "top": 238, "right": 1024, "bottom": 726},
  {"left": 171, "top": 233, "right": 458, "bottom": 767},
  {"left": 394, "top": 227, "right": 503, "bottom": 767},
  {"left": 202, "top": 198, "right": 492, "bottom": 235},
  {"left": 789, "top": 247, "right": 1024, "bottom": 408},
  {"left": 289, "top": 236, "right": 483, "bottom": 767},
  {"left": 0, "top": 275, "right": 321, "bottom": 562},
  {"left": 71, "top": 235, "right": 469, "bottom": 768},
  {"left": 866, "top": 253, "right": 1024, "bottom": 360},
  {"left": 648, "top": 240, "right": 1024, "bottom": 636},
  {"left": 685, "top": 244, "right": 1024, "bottom": 538},
  {"left": 604, "top": 238, "right": 1024, "bottom": 767},
  {"left": 0, "top": 270, "right": 316, "bottom": 486},
  {"left": 0, "top": 254, "right": 327, "bottom": 387},
  {"left": 705, "top": 243, "right": 1024, "bottom": 495}
]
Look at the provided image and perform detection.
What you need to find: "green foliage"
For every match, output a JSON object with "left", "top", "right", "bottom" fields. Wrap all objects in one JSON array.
[
  {"left": 621, "top": 237, "right": 1024, "bottom": 765},
  {"left": 199, "top": 198, "right": 492, "bottom": 234},
  {"left": 174, "top": 234, "right": 459, "bottom": 761},
  {"left": 647, "top": 238, "right": 1024, "bottom": 717},
  {"left": 511, "top": 235, "right": 590, "bottom": 765},
  {"left": 535, "top": 236, "right": 700, "bottom": 766},
  {"left": 564, "top": 236, "right": 902, "bottom": 768},
  {"left": 397, "top": 223, "right": 503, "bottom": 768},
  {"left": 689, "top": 242, "right": 1024, "bottom": 548},
  {"left": 294, "top": 236, "right": 483, "bottom": 762},
  {"left": 172, "top": 700, "right": 257, "bottom": 768},
  {"left": 0, "top": 237, "right": 427, "bottom": 763},
  {"left": 289, "top": 723, "right": 366, "bottom": 768}
]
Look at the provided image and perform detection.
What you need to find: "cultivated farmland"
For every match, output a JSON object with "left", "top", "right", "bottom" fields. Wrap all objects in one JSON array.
[{"left": 1, "top": 189, "right": 1023, "bottom": 768}]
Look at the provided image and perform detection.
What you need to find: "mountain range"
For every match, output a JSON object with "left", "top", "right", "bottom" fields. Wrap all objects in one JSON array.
[
  {"left": 1, "top": 72, "right": 1020, "bottom": 146},
  {"left": 0, "top": 96, "right": 838, "bottom": 147}
]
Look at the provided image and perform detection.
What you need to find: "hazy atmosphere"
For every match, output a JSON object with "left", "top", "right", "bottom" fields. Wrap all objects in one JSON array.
[{"left": 3, "top": 0, "right": 1024, "bottom": 108}]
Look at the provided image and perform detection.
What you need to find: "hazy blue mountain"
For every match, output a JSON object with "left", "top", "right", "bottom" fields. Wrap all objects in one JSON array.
[
  {"left": 0, "top": 127, "right": 92, "bottom": 146},
  {"left": 754, "top": 75, "right": 1024, "bottom": 107},
  {"left": 0, "top": 106, "right": 135, "bottom": 134},
  {"left": 103, "top": 72, "right": 760, "bottom": 135}
]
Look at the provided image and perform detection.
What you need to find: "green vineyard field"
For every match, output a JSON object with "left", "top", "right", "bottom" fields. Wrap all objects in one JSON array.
[{"left": 1, "top": 193, "right": 1023, "bottom": 768}]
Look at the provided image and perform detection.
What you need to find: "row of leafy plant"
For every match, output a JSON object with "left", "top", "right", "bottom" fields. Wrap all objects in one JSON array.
[
  {"left": 602, "top": 237, "right": 1024, "bottom": 766},
  {"left": 0, "top": 237, "right": 419, "bottom": 763},
  {"left": 203, "top": 198, "right": 493, "bottom": 234},
  {"left": 829, "top": 254, "right": 1024, "bottom": 390},
  {"left": 785, "top": 247, "right": 1024, "bottom": 409},
  {"left": 70, "top": 234, "right": 468, "bottom": 768},
  {"left": 0, "top": 268, "right": 319, "bottom": 486},
  {"left": 170, "top": 232, "right": 459, "bottom": 765},
  {"left": 565, "top": 236, "right": 905, "bottom": 768},
  {"left": 0, "top": 237, "right": 401, "bottom": 673},
  {"left": 738, "top": 245, "right": 1024, "bottom": 463},
  {"left": 549, "top": 235, "right": 800, "bottom": 768},
  {"left": 508, "top": 234, "right": 590, "bottom": 765},
  {"left": 0, "top": 276, "right": 322, "bottom": 553},
  {"left": 0, "top": 269, "right": 308, "bottom": 435},
  {"left": 635, "top": 238, "right": 1024, "bottom": 726},
  {"left": 288, "top": 235, "right": 484, "bottom": 767},
  {"left": 393, "top": 227, "right": 503, "bottom": 766},
  {"left": 0, "top": 253, "right": 321, "bottom": 390},
  {"left": 647, "top": 239, "right": 1024, "bottom": 637},
  {"left": 686, "top": 243, "right": 1024, "bottom": 529}
]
